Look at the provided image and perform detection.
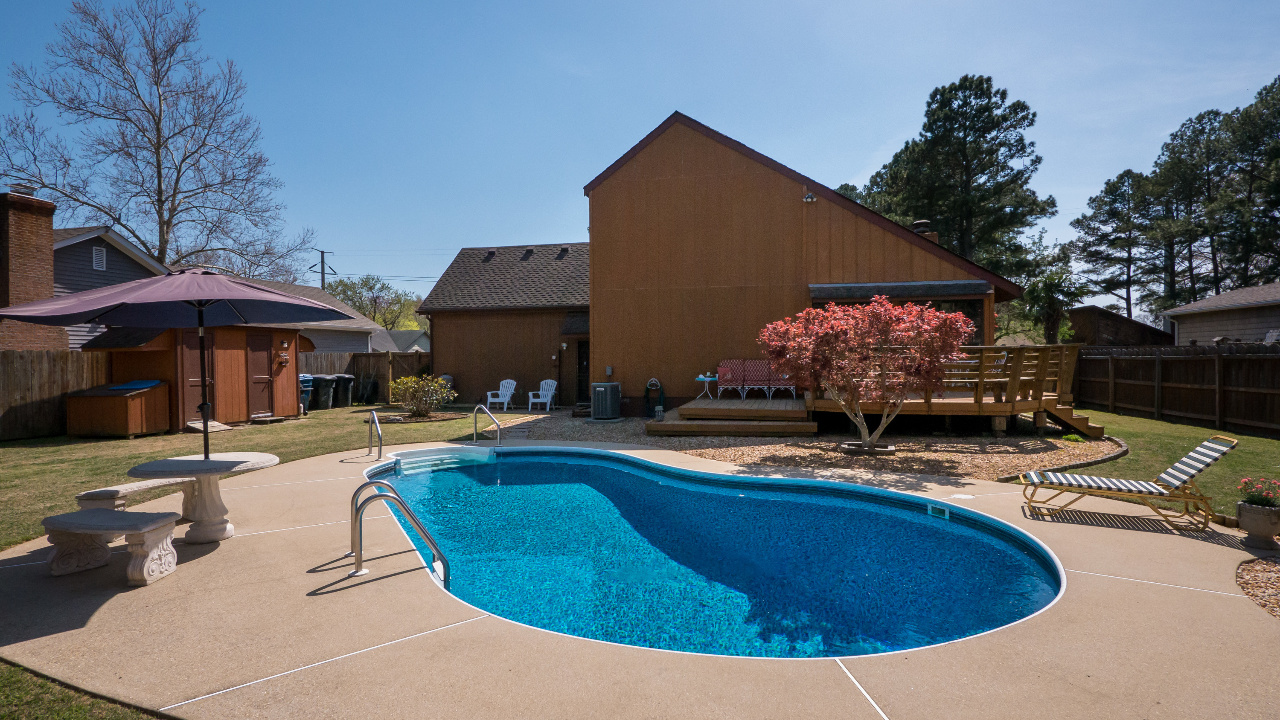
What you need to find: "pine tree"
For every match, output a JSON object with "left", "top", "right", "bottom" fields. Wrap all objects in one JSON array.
[{"left": 1069, "top": 170, "right": 1153, "bottom": 318}]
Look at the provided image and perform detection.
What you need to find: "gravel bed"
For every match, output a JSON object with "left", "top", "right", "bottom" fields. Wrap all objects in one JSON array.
[
  {"left": 519, "top": 412, "right": 1114, "bottom": 482},
  {"left": 1237, "top": 558, "right": 1280, "bottom": 620}
]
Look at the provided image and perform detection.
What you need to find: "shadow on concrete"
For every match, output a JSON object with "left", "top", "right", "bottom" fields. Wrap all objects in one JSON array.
[
  {"left": 1024, "top": 507, "right": 1250, "bottom": 550},
  {"left": 307, "top": 565, "right": 425, "bottom": 596},
  {"left": 306, "top": 549, "right": 416, "bottom": 574},
  {"left": 0, "top": 541, "right": 218, "bottom": 646}
]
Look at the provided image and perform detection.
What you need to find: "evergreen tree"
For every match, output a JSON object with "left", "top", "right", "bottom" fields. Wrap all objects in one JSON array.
[
  {"left": 853, "top": 75, "right": 1057, "bottom": 278},
  {"left": 1069, "top": 170, "right": 1154, "bottom": 318}
]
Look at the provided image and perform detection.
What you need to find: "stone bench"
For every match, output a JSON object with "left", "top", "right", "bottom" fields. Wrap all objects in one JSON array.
[
  {"left": 76, "top": 476, "right": 196, "bottom": 516},
  {"left": 42, "top": 509, "right": 180, "bottom": 586}
]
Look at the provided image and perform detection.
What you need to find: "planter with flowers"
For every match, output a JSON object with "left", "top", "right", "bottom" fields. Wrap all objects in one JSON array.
[{"left": 1236, "top": 478, "right": 1280, "bottom": 550}]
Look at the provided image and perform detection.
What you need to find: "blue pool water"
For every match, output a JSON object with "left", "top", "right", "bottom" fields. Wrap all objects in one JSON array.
[{"left": 376, "top": 449, "right": 1061, "bottom": 658}]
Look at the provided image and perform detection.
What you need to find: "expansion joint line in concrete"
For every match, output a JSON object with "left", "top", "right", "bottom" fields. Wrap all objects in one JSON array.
[
  {"left": 222, "top": 474, "right": 366, "bottom": 491},
  {"left": 835, "top": 658, "right": 889, "bottom": 720},
  {"left": 1065, "top": 569, "right": 1247, "bottom": 597},
  {"left": 159, "top": 615, "right": 489, "bottom": 711}
]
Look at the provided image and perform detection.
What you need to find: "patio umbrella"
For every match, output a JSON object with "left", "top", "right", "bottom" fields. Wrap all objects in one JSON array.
[{"left": 0, "top": 269, "right": 352, "bottom": 458}]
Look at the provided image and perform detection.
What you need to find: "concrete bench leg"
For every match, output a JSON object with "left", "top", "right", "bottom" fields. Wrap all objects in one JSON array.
[
  {"left": 125, "top": 523, "right": 177, "bottom": 586},
  {"left": 47, "top": 531, "right": 111, "bottom": 576}
]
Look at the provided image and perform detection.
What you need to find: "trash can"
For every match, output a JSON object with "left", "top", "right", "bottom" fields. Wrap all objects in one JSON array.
[
  {"left": 298, "top": 374, "right": 313, "bottom": 415},
  {"left": 309, "top": 374, "right": 335, "bottom": 410},
  {"left": 333, "top": 374, "right": 355, "bottom": 408}
]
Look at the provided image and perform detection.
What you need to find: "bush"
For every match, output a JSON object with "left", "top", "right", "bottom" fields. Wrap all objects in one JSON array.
[
  {"left": 388, "top": 376, "right": 457, "bottom": 418},
  {"left": 1062, "top": 434, "right": 1085, "bottom": 443}
]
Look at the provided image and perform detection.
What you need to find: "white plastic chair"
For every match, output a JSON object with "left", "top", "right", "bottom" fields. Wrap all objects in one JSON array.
[
  {"left": 528, "top": 379, "right": 557, "bottom": 412},
  {"left": 487, "top": 379, "right": 516, "bottom": 411}
]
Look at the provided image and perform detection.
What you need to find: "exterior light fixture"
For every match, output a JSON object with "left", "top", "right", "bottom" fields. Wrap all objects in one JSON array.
[{"left": 802, "top": 193, "right": 816, "bottom": 203}]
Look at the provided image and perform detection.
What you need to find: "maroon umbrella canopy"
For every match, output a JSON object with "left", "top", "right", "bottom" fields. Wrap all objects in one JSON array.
[{"left": 0, "top": 268, "right": 351, "bottom": 327}]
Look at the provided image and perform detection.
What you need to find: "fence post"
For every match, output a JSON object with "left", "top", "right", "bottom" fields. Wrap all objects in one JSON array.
[
  {"left": 1215, "top": 352, "right": 1224, "bottom": 429},
  {"left": 1107, "top": 355, "right": 1115, "bottom": 413},
  {"left": 1153, "top": 349, "right": 1162, "bottom": 421}
]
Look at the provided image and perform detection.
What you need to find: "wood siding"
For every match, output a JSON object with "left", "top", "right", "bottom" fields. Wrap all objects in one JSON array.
[
  {"left": 431, "top": 308, "right": 577, "bottom": 407},
  {"left": 1173, "top": 306, "right": 1280, "bottom": 345},
  {"left": 588, "top": 121, "right": 995, "bottom": 399},
  {"left": 53, "top": 241, "right": 157, "bottom": 349}
]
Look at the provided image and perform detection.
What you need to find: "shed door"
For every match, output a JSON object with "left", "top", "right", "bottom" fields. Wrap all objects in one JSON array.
[
  {"left": 181, "top": 330, "right": 214, "bottom": 423},
  {"left": 247, "top": 331, "right": 274, "bottom": 417}
]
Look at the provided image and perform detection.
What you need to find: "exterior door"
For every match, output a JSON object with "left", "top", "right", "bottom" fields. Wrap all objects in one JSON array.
[
  {"left": 181, "top": 329, "right": 214, "bottom": 423},
  {"left": 576, "top": 340, "right": 590, "bottom": 405},
  {"left": 247, "top": 331, "right": 274, "bottom": 417}
]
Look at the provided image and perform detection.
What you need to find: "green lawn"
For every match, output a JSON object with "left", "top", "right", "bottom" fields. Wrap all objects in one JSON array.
[{"left": 1078, "top": 409, "right": 1280, "bottom": 516}]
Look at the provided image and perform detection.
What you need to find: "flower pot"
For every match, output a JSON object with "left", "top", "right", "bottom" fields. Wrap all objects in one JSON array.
[{"left": 1236, "top": 502, "right": 1280, "bottom": 550}]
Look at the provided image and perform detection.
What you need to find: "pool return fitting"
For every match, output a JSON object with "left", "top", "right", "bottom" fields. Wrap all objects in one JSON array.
[{"left": 347, "top": 479, "right": 450, "bottom": 588}]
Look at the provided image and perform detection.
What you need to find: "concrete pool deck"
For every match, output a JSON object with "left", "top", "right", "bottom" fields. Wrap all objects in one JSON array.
[{"left": 1, "top": 441, "right": 1277, "bottom": 719}]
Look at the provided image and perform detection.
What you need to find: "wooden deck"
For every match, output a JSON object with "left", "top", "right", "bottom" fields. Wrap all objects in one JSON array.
[{"left": 646, "top": 345, "right": 1104, "bottom": 438}]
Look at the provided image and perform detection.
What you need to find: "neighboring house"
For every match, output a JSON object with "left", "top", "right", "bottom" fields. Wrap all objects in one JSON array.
[
  {"left": 1068, "top": 305, "right": 1173, "bottom": 346},
  {"left": 1164, "top": 282, "right": 1280, "bottom": 345},
  {"left": 420, "top": 112, "right": 1022, "bottom": 409},
  {"left": 420, "top": 243, "right": 588, "bottom": 406},
  {"left": 242, "top": 278, "right": 398, "bottom": 353},
  {"left": 53, "top": 226, "right": 168, "bottom": 348},
  {"left": 388, "top": 329, "right": 431, "bottom": 352}
]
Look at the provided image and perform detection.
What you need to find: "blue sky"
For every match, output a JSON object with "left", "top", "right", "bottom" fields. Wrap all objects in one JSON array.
[{"left": 3, "top": 0, "right": 1279, "bottom": 297}]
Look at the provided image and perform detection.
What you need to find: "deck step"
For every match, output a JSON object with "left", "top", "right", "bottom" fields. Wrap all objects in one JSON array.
[
  {"left": 676, "top": 398, "right": 808, "bottom": 421},
  {"left": 645, "top": 409, "right": 816, "bottom": 437},
  {"left": 1045, "top": 405, "right": 1105, "bottom": 438},
  {"left": 250, "top": 416, "right": 286, "bottom": 425}
]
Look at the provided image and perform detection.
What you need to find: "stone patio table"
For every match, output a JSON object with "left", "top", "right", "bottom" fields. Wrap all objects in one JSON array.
[{"left": 127, "top": 452, "right": 278, "bottom": 543}]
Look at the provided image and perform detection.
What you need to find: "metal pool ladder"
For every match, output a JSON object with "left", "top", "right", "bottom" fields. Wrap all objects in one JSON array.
[
  {"left": 367, "top": 410, "right": 383, "bottom": 459},
  {"left": 347, "top": 479, "right": 450, "bottom": 588},
  {"left": 471, "top": 404, "right": 501, "bottom": 445}
]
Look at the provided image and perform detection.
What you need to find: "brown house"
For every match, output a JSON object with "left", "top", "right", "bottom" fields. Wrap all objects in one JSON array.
[
  {"left": 1068, "top": 305, "right": 1173, "bottom": 346},
  {"left": 423, "top": 112, "right": 1022, "bottom": 412}
]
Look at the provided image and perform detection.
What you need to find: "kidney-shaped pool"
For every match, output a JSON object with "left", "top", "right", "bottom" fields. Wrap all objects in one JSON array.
[{"left": 367, "top": 447, "right": 1062, "bottom": 658}]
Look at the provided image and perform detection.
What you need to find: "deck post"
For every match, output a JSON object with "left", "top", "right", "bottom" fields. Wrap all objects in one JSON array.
[
  {"left": 1033, "top": 410, "right": 1047, "bottom": 436},
  {"left": 991, "top": 415, "right": 1007, "bottom": 437},
  {"left": 1007, "top": 347, "right": 1026, "bottom": 404}
]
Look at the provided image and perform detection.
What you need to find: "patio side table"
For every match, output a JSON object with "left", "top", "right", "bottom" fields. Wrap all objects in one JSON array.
[
  {"left": 127, "top": 452, "right": 278, "bottom": 543},
  {"left": 695, "top": 375, "right": 717, "bottom": 400}
]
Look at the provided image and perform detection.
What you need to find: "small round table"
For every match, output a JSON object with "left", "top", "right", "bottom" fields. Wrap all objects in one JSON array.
[
  {"left": 695, "top": 375, "right": 717, "bottom": 400},
  {"left": 127, "top": 452, "right": 279, "bottom": 544}
]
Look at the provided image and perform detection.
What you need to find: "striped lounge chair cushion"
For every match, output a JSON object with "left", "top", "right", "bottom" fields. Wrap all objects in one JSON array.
[
  {"left": 1156, "top": 438, "right": 1234, "bottom": 489},
  {"left": 1024, "top": 471, "right": 1168, "bottom": 496}
]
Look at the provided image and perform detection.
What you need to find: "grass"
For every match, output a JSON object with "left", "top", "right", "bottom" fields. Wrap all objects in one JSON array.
[
  {"left": 0, "top": 406, "right": 516, "bottom": 552},
  {"left": 0, "top": 659, "right": 161, "bottom": 720},
  {"left": 1078, "top": 409, "right": 1280, "bottom": 516}
]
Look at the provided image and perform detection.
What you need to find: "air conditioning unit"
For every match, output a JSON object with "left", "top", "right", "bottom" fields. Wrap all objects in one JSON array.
[{"left": 591, "top": 382, "right": 622, "bottom": 420}]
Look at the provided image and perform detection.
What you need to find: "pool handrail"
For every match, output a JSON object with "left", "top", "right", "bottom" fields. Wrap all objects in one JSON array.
[
  {"left": 368, "top": 409, "right": 383, "bottom": 459},
  {"left": 471, "top": 404, "right": 501, "bottom": 446},
  {"left": 347, "top": 479, "right": 450, "bottom": 588}
]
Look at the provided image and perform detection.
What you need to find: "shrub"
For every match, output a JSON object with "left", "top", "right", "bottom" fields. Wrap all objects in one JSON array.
[
  {"left": 1062, "top": 434, "right": 1085, "bottom": 443},
  {"left": 388, "top": 376, "right": 457, "bottom": 418},
  {"left": 1238, "top": 478, "right": 1280, "bottom": 508}
]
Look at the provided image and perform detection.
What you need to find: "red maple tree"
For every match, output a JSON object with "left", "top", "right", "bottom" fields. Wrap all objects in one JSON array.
[{"left": 758, "top": 297, "right": 975, "bottom": 449}]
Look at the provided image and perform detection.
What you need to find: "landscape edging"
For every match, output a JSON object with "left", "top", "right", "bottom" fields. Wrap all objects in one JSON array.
[{"left": 995, "top": 435, "right": 1129, "bottom": 484}]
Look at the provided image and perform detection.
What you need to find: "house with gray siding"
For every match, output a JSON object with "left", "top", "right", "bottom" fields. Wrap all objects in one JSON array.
[
  {"left": 1164, "top": 282, "right": 1280, "bottom": 345},
  {"left": 53, "top": 226, "right": 167, "bottom": 348},
  {"left": 241, "top": 279, "right": 398, "bottom": 352}
]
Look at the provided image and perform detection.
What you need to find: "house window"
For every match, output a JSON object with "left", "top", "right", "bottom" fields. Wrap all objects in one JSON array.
[{"left": 92, "top": 246, "right": 106, "bottom": 271}]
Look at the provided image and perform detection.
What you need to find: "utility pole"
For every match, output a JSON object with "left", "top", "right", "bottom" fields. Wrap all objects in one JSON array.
[{"left": 309, "top": 250, "right": 336, "bottom": 291}]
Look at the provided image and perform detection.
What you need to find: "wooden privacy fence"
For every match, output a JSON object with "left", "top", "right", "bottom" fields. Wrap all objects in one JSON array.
[
  {"left": 1, "top": 350, "right": 109, "bottom": 441},
  {"left": 1074, "top": 345, "right": 1280, "bottom": 434},
  {"left": 298, "top": 351, "right": 432, "bottom": 404}
]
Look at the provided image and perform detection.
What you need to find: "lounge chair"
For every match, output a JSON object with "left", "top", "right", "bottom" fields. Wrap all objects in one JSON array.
[
  {"left": 487, "top": 379, "right": 516, "bottom": 411},
  {"left": 529, "top": 379, "right": 557, "bottom": 412},
  {"left": 1019, "top": 435, "right": 1237, "bottom": 531}
]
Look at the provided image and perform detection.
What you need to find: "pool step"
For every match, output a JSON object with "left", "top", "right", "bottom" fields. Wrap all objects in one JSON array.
[{"left": 398, "top": 456, "right": 485, "bottom": 473}]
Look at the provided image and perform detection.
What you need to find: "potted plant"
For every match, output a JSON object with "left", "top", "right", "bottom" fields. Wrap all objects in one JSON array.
[{"left": 1236, "top": 477, "right": 1280, "bottom": 550}]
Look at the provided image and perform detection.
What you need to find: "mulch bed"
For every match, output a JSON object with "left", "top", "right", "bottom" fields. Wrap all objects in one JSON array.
[{"left": 1237, "top": 557, "right": 1280, "bottom": 620}]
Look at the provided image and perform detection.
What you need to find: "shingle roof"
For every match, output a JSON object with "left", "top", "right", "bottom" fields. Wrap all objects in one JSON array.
[
  {"left": 1163, "top": 282, "right": 1280, "bottom": 316},
  {"left": 388, "top": 329, "right": 430, "bottom": 351},
  {"left": 418, "top": 243, "right": 589, "bottom": 312},
  {"left": 239, "top": 278, "right": 382, "bottom": 332},
  {"left": 53, "top": 226, "right": 110, "bottom": 242}
]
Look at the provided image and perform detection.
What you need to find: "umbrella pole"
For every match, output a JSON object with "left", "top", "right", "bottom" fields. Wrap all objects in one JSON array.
[{"left": 198, "top": 305, "right": 211, "bottom": 460}]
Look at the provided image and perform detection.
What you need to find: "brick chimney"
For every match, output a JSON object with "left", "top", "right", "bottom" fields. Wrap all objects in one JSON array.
[
  {"left": 0, "top": 185, "right": 69, "bottom": 350},
  {"left": 911, "top": 219, "right": 940, "bottom": 244}
]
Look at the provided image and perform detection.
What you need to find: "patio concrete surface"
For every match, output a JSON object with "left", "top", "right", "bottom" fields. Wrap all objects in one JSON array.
[{"left": 1, "top": 441, "right": 1277, "bottom": 719}]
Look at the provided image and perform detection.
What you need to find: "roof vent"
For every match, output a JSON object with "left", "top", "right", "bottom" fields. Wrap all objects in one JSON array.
[
  {"left": 521, "top": 247, "right": 534, "bottom": 261},
  {"left": 557, "top": 245, "right": 570, "bottom": 259},
  {"left": 912, "top": 219, "right": 940, "bottom": 244},
  {"left": 482, "top": 248, "right": 496, "bottom": 262}
]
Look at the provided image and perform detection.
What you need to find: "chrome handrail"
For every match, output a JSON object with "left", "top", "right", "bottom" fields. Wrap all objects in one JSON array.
[
  {"left": 368, "top": 410, "right": 383, "bottom": 459},
  {"left": 347, "top": 479, "right": 450, "bottom": 588},
  {"left": 471, "top": 404, "right": 501, "bottom": 445}
]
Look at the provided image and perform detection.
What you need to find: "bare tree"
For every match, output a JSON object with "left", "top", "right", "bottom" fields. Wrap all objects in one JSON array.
[{"left": 0, "top": 0, "right": 311, "bottom": 278}]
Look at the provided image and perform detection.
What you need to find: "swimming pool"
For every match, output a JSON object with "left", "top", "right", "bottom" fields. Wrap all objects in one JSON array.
[{"left": 367, "top": 447, "right": 1062, "bottom": 658}]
